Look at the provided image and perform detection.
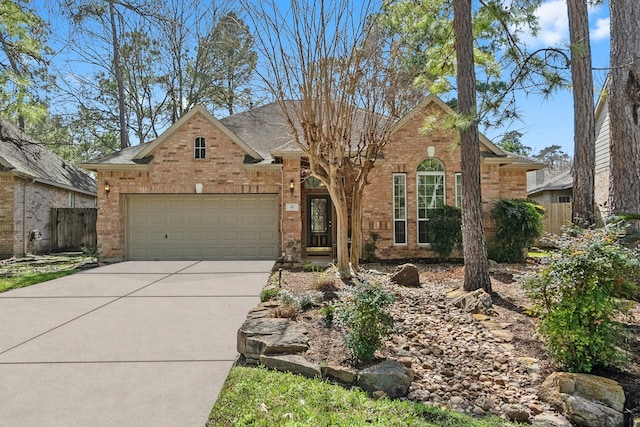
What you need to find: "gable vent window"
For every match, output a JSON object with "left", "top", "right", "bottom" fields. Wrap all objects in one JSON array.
[{"left": 194, "top": 137, "right": 206, "bottom": 159}]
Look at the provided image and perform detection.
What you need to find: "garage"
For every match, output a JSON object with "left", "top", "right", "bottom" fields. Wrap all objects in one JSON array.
[{"left": 126, "top": 194, "right": 279, "bottom": 260}]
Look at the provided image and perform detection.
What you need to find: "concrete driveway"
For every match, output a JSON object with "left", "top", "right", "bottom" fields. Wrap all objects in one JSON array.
[{"left": 0, "top": 260, "right": 273, "bottom": 427}]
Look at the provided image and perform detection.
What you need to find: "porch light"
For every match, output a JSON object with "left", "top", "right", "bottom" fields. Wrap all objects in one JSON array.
[
  {"left": 104, "top": 182, "right": 110, "bottom": 195},
  {"left": 289, "top": 179, "right": 295, "bottom": 194}
]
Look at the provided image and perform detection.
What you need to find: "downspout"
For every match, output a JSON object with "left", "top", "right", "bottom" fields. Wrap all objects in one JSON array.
[
  {"left": 280, "top": 166, "right": 285, "bottom": 261},
  {"left": 22, "top": 180, "right": 27, "bottom": 256}
]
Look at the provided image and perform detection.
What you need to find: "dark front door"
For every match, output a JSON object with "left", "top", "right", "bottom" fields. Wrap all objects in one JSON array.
[{"left": 306, "top": 195, "right": 332, "bottom": 253}]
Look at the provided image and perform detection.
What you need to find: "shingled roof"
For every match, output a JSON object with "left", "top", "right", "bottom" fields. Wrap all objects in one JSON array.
[{"left": 0, "top": 120, "right": 96, "bottom": 195}]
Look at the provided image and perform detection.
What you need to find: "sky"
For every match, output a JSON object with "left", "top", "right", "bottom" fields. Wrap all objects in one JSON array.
[
  {"left": 36, "top": 0, "right": 610, "bottom": 158},
  {"left": 482, "top": 0, "right": 610, "bottom": 157}
]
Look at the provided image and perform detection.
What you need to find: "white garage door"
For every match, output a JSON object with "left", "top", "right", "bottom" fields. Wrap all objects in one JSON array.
[{"left": 127, "top": 194, "right": 278, "bottom": 260}]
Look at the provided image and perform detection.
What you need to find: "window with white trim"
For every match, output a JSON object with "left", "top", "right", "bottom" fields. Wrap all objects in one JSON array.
[
  {"left": 393, "top": 174, "right": 407, "bottom": 244},
  {"left": 194, "top": 137, "right": 206, "bottom": 159},
  {"left": 417, "top": 159, "right": 445, "bottom": 244},
  {"left": 455, "top": 173, "right": 462, "bottom": 208}
]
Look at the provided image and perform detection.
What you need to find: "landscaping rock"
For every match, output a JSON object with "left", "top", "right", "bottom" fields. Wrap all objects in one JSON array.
[
  {"left": 237, "top": 318, "right": 309, "bottom": 362},
  {"left": 357, "top": 360, "right": 413, "bottom": 398},
  {"left": 503, "top": 403, "right": 530, "bottom": 422},
  {"left": 322, "top": 365, "right": 357, "bottom": 384},
  {"left": 390, "top": 264, "right": 420, "bottom": 287},
  {"left": 450, "top": 288, "right": 493, "bottom": 314},
  {"left": 531, "top": 413, "right": 572, "bottom": 427},
  {"left": 260, "top": 354, "right": 321, "bottom": 378},
  {"left": 538, "top": 372, "right": 625, "bottom": 427}
]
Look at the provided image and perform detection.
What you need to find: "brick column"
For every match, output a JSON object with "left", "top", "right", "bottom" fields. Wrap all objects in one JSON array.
[{"left": 282, "top": 158, "right": 303, "bottom": 261}]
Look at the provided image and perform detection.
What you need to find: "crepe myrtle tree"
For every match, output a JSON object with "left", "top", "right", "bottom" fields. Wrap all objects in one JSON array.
[{"left": 244, "top": 0, "right": 403, "bottom": 278}]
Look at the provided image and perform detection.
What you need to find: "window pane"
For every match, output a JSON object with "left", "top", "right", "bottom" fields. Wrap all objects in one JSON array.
[
  {"left": 394, "top": 221, "right": 406, "bottom": 244},
  {"left": 455, "top": 173, "right": 462, "bottom": 208},
  {"left": 393, "top": 174, "right": 407, "bottom": 244},
  {"left": 418, "top": 220, "right": 429, "bottom": 244}
]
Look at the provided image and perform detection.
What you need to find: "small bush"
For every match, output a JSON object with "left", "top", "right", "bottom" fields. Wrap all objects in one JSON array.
[
  {"left": 523, "top": 223, "right": 639, "bottom": 372},
  {"left": 302, "top": 262, "right": 324, "bottom": 272},
  {"left": 278, "top": 289, "right": 297, "bottom": 306},
  {"left": 318, "top": 304, "right": 335, "bottom": 322},
  {"left": 427, "top": 206, "right": 462, "bottom": 260},
  {"left": 489, "top": 199, "right": 544, "bottom": 263},
  {"left": 334, "top": 281, "right": 396, "bottom": 364},
  {"left": 312, "top": 274, "right": 337, "bottom": 292},
  {"left": 260, "top": 287, "right": 279, "bottom": 302},
  {"left": 362, "top": 232, "right": 380, "bottom": 262},
  {"left": 274, "top": 306, "right": 299, "bottom": 320}
]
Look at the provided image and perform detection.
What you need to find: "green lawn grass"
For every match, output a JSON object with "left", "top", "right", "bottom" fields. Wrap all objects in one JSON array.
[
  {"left": 0, "top": 269, "right": 77, "bottom": 293},
  {"left": 208, "top": 367, "right": 514, "bottom": 427}
]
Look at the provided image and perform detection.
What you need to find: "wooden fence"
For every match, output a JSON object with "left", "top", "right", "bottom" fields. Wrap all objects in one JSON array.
[
  {"left": 51, "top": 208, "right": 97, "bottom": 251},
  {"left": 539, "top": 203, "right": 572, "bottom": 238}
]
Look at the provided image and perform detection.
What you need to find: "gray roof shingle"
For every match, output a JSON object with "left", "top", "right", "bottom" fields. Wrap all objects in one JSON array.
[{"left": 0, "top": 120, "right": 96, "bottom": 194}]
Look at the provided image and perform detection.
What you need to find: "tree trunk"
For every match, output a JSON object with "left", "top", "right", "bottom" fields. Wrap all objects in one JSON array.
[
  {"left": 567, "top": 0, "right": 595, "bottom": 226},
  {"left": 453, "top": 0, "right": 491, "bottom": 293},
  {"left": 609, "top": 0, "right": 640, "bottom": 221},
  {"left": 327, "top": 179, "right": 351, "bottom": 278},
  {"left": 350, "top": 185, "right": 363, "bottom": 272},
  {"left": 109, "top": 2, "right": 130, "bottom": 149}
]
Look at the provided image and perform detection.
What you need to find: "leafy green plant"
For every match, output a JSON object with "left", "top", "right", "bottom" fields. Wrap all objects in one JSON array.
[
  {"left": 334, "top": 281, "right": 396, "bottom": 364},
  {"left": 362, "top": 232, "right": 380, "bottom": 262},
  {"left": 489, "top": 199, "right": 544, "bottom": 263},
  {"left": 302, "top": 261, "right": 324, "bottom": 272},
  {"left": 426, "top": 206, "right": 462, "bottom": 259},
  {"left": 260, "top": 287, "right": 279, "bottom": 303},
  {"left": 318, "top": 304, "right": 335, "bottom": 323},
  {"left": 523, "top": 223, "right": 639, "bottom": 372}
]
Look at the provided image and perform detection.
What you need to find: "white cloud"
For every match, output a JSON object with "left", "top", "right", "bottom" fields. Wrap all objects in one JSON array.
[
  {"left": 591, "top": 17, "right": 610, "bottom": 41},
  {"left": 518, "top": 0, "right": 569, "bottom": 48}
]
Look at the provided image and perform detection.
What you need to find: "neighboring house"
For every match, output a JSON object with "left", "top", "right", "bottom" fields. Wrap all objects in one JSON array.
[
  {"left": 527, "top": 169, "right": 573, "bottom": 204},
  {"left": 0, "top": 120, "right": 97, "bottom": 258},
  {"left": 80, "top": 95, "right": 544, "bottom": 263},
  {"left": 594, "top": 78, "right": 612, "bottom": 218}
]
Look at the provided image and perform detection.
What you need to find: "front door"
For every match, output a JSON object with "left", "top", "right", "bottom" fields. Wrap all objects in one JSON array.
[{"left": 306, "top": 195, "right": 332, "bottom": 254}]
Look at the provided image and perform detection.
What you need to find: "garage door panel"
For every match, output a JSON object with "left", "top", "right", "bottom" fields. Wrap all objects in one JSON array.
[{"left": 127, "top": 195, "right": 278, "bottom": 260}]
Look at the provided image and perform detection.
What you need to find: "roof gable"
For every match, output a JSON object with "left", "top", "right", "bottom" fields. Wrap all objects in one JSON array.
[
  {"left": 392, "top": 94, "right": 506, "bottom": 156},
  {"left": 134, "top": 105, "right": 263, "bottom": 161},
  {"left": 0, "top": 120, "right": 96, "bottom": 195}
]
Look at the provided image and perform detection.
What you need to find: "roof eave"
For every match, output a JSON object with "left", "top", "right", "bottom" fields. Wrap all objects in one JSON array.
[{"left": 78, "top": 163, "right": 151, "bottom": 172}]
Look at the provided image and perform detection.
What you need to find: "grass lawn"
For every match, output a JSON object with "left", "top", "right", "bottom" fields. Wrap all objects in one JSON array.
[
  {"left": 0, "top": 254, "right": 94, "bottom": 293},
  {"left": 208, "top": 367, "right": 514, "bottom": 427},
  {"left": 0, "top": 269, "right": 77, "bottom": 293}
]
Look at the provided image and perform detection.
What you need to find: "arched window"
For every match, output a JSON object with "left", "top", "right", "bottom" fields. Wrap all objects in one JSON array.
[
  {"left": 194, "top": 137, "right": 206, "bottom": 159},
  {"left": 416, "top": 158, "right": 445, "bottom": 244}
]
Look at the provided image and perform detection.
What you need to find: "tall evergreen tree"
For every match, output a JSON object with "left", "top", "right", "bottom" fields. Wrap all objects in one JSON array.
[{"left": 608, "top": 0, "right": 640, "bottom": 220}]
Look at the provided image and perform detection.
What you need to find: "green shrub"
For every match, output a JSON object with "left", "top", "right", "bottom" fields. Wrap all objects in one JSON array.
[
  {"left": 489, "top": 199, "right": 544, "bottom": 263},
  {"left": 523, "top": 223, "right": 639, "bottom": 372},
  {"left": 302, "top": 262, "right": 324, "bottom": 272},
  {"left": 427, "top": 206, "right": 462, "bottom": 260},
  {"left": 362, "top": 232, "right": 380, "bottom": 262},
  {"left": 260, "top": 287, "right": 279, "bottom": 302},
  {"left": 318, "top": 304, "right": 335, "bottom": 322},
  {"left": 334, "top": 281, "right": 396, "bottom": 364}
]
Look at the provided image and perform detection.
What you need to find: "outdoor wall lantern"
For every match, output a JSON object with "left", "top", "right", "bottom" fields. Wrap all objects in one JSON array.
[
  {"left": 427, "top": 146, "right": 435, "bottom": 158},
  {"left": 195, "top": 183, "right": 203, "bottom": 194},
  {"left": 289, "top": 179, "right": 295, "bottom": 194},
  {"left": 104, "top": 182, "right": 110, "bottom": 197}
]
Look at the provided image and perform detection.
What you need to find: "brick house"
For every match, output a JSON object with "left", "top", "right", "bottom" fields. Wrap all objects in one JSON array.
[
  {"left": 0, "top": 120, "right": 97, "bottom": 258},
  {"left": 80, "top": 95, "right": 543, "bottom": 263}
]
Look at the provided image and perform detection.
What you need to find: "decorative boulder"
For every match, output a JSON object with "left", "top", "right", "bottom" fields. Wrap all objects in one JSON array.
[
  {"left": 357, "top": 360, "right": 413, "bottom": 398},
  {"left": 538, "top": 372, "right": 625, "bottom": 427},
  {"left": 237, "top": 318, "right": 309, "bottom": 363},
  {"left": 451, "top": 288, "right": 493, "bottom": 314},
  {"left": 390, "top": 264, "right": 420, "bottom": 287},
  {"left": 260, "top": 354, "right": 321, "bottom": 378}
]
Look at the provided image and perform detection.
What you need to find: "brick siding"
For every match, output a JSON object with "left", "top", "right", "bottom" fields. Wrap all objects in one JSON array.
[{"left": 0, "top": 175, "right": 95, "bottom": 258}]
